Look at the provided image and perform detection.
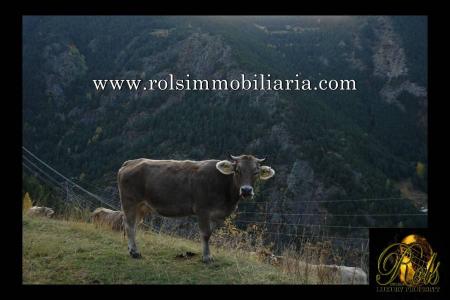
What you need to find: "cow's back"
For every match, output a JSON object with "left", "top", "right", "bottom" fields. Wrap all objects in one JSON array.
[{"left": 118, "top": 159, "right": 222, "bottom": 216}]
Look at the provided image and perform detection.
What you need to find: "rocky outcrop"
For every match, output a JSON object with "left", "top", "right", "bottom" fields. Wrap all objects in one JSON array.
[
  {"left": 42, "top": 42, "right": 87, "bottom": 102},
  {"left": 380, "top": 80, "right": 427, "bottom": 111},
  {"left": 370, "top": 17, "right": 427, "bottom": 111},
  {"left": 141, "top": 32, "right": 235, "bottom": 79},
  {"left": 372, "top": 17, "right": 408, "bottom": 80}
]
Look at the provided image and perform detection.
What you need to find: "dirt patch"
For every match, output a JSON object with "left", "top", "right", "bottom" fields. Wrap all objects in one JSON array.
[{"left": 175, "top": 251, "right": 197, "bottom": 260}]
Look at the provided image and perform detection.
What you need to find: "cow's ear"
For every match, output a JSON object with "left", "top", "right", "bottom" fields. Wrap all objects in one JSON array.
[
  {"left": 260, "top": 166, "right": 275, "bottom": 180},
  {"left": 216, "top": 160, "right": 235, "bottom": 175}
]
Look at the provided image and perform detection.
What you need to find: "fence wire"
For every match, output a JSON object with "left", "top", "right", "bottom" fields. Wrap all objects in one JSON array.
[{"left": 22, "top": 146, "right": 428, "bottom": 270}]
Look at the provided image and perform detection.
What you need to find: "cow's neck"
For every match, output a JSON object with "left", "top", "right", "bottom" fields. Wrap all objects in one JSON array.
[{"left": 228, "top": 176, "right": 241, "bottom": 207}]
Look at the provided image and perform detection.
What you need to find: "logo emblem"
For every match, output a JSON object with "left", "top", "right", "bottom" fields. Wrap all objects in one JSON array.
[{"left": 375, "top": 233, "right": 440, "bottom": 293}]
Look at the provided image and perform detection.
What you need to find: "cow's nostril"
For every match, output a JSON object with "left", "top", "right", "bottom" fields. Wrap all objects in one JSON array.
[{"left": 240, "top": 186, "right": 253, "bottom": 196}]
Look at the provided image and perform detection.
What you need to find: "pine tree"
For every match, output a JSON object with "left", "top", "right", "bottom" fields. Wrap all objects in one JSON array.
[
  {"left": 23, "top": 192, "right": 33, "bottom": 212},
  {"left": 416, "top": 162, "right": 426, "bottom": 179}
]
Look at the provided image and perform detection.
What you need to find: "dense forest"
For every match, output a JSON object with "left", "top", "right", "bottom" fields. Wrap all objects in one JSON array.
[{"left": 23, "top": 16, "right": 428, "bottom": 240}]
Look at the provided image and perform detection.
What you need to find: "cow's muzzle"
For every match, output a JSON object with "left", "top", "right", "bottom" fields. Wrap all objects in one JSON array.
[{"left": 240, "top": 185, "right": 254, "bottom": 199}]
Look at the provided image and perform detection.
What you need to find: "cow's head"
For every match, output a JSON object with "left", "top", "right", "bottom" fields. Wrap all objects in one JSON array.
[
  {"left": 45, "top": 208, "right": 55, "bottom": 218},
  {"left": 216, "top": 154, "right": 275, "bottom": 199}
]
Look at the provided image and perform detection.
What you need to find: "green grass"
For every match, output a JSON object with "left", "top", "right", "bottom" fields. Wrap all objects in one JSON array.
[{"left": 23, "top": 216, "right": 305, "bottom": 284}]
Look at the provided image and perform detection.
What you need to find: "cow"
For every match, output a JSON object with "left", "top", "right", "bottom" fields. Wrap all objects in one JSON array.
[
  {"left": 279, "top": 256, "right": 368, "bottom": 284},
  {"left": 91, "top": 207, "right": 124, "bottom": 231},
  {"left": 314, "top": 264, "right": 368, "bottom": 284},
  {"left": 117, "top": 154, "right": 275, "bottom": 263},
  {"left": 27, "top": 206, "right": 55, "bottom": 218}
]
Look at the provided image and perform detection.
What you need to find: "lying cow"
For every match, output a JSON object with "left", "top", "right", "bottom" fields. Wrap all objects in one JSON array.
[
  {"left": 118, "top": 154, "right": 275, "bottom": 263},
  {"left": 91, "top": 207, "right": 124, "bottom": 231},
  {"left": 27, "top": 206, "right": 55, "bottom": 218},
  {"left": 314, "top": 264, "right": 368, "bottom": 284}
]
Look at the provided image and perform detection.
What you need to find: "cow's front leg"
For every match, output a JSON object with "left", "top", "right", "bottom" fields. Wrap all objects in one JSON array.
[{"left": 198, "top": 215, "right": 214, "bottom": 264}]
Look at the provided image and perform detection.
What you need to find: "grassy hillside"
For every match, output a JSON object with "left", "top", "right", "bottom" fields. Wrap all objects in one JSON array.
[{"left": 23, "top": 216, "right": 314, "bottom": 284}]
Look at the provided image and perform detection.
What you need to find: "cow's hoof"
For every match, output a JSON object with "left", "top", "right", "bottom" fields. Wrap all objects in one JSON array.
[
  {"left": 202, "top": 255, "right": 214, "bottom": 264},
  {"left": 129, "top": 250, "right": 142, "bottom": 259}
]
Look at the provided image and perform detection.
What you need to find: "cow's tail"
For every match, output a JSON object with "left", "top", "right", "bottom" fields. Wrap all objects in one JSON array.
[
  {"left": 121, "top": 160, "right": 133, "bottom": 167},
  {"left": 119, "top": 160, "right": 135, "bottom": 174},
  {"left": 121, "top": 213, "right": 126, "bottom": 240},
  {"left": 117, "top": 160, "right": 132, "bottom": 186}
]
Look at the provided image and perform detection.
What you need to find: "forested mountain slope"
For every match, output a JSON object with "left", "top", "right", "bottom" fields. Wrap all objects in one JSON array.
[{"left": 23, "top": 16, "right": 427, "bottom": 230}]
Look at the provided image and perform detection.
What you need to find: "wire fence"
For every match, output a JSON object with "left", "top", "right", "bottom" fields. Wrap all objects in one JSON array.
[
  {"left": 235, "top": 211, "right": 426, "bottom": 217},
  {"left": 22, "top": 146, "right": 428, "bottom": 268}
]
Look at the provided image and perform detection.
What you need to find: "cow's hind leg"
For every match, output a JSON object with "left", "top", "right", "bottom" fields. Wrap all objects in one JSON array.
[
  {"left": 198, "top": 215, "right": 213, "bottom": 264},
  {"left": 123, "top": 204, "right": 142, "bottom": 259},
  {"left": 137, "top": 202, "right": 152, "bottom": 227}
]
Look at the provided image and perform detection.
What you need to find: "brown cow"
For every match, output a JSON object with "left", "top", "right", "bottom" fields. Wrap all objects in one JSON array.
[
  {"left": 117, "top": 154, "right": 275, "bottom": 263},
  {"left": 91, "top": 207, "right": 124, "bottom": 231}
]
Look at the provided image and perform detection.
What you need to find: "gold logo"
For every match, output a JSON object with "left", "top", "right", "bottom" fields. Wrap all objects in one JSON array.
[{"left": 376, "top": 234, "right": 440, "bottom": 291}]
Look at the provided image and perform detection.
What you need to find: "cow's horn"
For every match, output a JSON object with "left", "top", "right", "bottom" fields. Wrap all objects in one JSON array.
[{"left": 256, "top": 157, "right": 266, "bottom": 163}]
